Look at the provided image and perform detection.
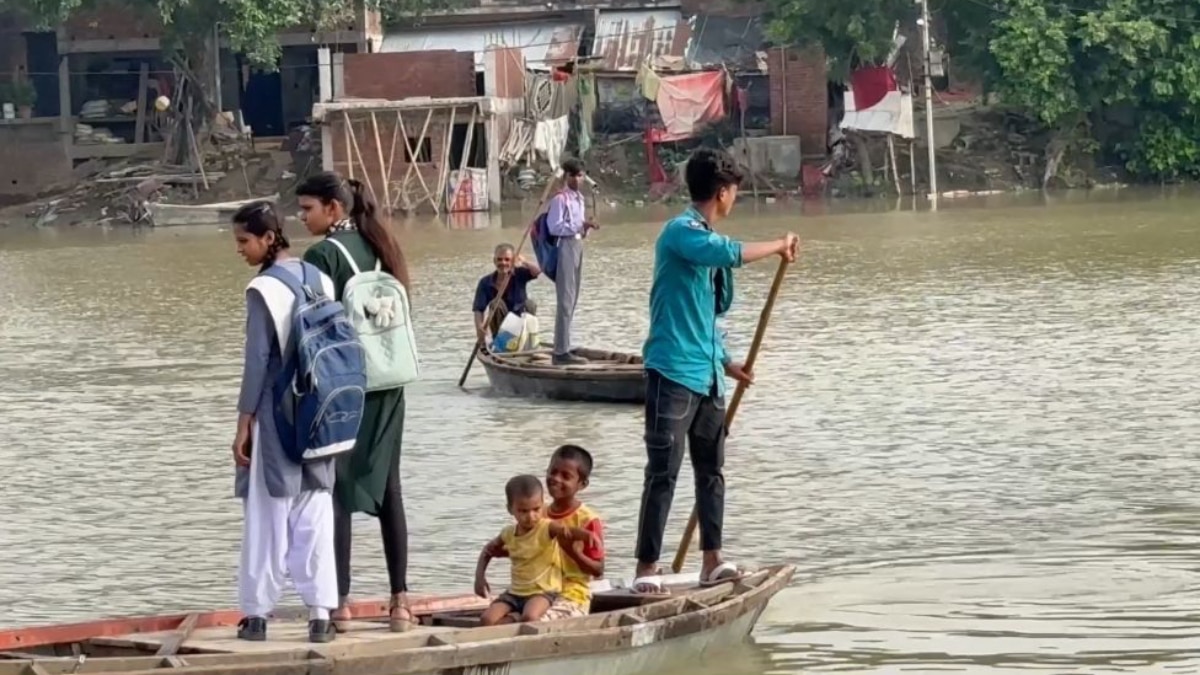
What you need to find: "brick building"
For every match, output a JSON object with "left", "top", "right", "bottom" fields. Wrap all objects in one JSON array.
[
  {"left": 0, "top": 0, "right": 383, "bottom": 203},
  {"left": 317, "top": 47, "right": 520, "bottom": 213},
  {"left": 768, "top": 46, "right": 829, "bottom": 159},
  {"left": 386, "top": 0, "right": 829, "bottom": 158}
]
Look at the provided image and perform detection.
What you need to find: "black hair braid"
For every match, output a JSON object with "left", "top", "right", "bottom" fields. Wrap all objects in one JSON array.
[
  {"left": 251, "top": 202, "right": 289, "bottom": 273},
  {"left": 259, "top": 231, "right": 290, "bottom": 273}
]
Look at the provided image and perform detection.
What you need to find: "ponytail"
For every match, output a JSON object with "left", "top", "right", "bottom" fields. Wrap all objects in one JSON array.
[{"left": 346, "top": 178, "right": 411, "bottom": 292}]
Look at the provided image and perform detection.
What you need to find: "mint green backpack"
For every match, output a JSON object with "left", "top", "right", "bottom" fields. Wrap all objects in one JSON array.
[{"left": 327, "top": 238, "right": 420, "bottom": 390}]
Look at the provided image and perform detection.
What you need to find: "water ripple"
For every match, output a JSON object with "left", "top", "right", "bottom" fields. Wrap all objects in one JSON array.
[{"left": 2, "top": 194, "right": 1200, "bottom": 673}]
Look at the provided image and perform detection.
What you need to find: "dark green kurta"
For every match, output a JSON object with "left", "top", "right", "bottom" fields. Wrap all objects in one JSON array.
[{"left": 303, "top": 230, "right": 406, "bottom": 516}]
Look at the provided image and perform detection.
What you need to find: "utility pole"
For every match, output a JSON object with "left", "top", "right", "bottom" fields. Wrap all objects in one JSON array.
[{"left": 919, "top": 0, "right": 938, "bottom": 210}]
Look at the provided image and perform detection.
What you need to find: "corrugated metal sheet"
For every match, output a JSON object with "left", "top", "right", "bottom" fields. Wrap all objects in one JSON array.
[
  {"left": 380, "top": 22, "right": 583, "bottom": 72},
  {"left": 686, "top": 15, "right": 764, "bottom": 70},
  {"left": 592, "top": 10, "right": 692, "bottom": 72}
]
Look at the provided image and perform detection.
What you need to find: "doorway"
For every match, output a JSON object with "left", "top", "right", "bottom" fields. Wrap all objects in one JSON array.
[{"left": 241, "top": 61, "right": 283, "bottom": 137}]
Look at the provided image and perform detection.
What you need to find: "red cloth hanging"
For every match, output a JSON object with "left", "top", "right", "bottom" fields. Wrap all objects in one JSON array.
[{"left": 849, "top": 66, "right": 898, "bottom": 111}]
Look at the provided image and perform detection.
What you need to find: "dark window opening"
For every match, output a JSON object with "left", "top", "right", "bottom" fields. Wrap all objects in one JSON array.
[
  {"left": 405, "top": 137, "right": 433, "bottom": 163},
  {"left": 449, "top": 122, "right": 486, "bottom": 169}
]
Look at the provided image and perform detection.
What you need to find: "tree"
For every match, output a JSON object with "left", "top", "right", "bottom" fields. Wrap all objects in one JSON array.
[
  {"left": 983, "top": 0, "right": 1200, "bottom": 179},
  {"left": 757, "top": 0, "right": 1200, "bottom": 180},
  {"left": 1, "top": 0, "right": 454, "bottom": 162},
  {"left": 759, "top": 0, "right": 916, "bottom": 80}
]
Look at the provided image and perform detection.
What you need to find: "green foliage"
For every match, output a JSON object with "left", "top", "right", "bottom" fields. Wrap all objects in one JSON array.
[
  {"left": 1120, "top": 112, "right": 1200, "bottom": 180},
  {"left": 757, "top": 0, "right": 1200, "bottom": 180},
  {"left": 0, "top": 0, "right": 452, "bottom": 69},
  {"left": 761, "top": 0, "right": 915, "bottom": 79},
  {"left": 9, "top": 76, "right": 35, "bottom": 105}
]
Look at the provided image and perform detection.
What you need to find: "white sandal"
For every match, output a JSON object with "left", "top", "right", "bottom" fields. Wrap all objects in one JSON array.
[
  {"left": 632, "top": 567, "right": 668, "bottom": 594},
  {"left": 699, "top": 561, "right": 745, "bottom": 587}
]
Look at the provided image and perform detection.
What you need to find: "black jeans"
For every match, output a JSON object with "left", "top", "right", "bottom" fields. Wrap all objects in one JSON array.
[
  {"left": 635, "top": 369, "right": 727, "bottom": 564},
  {"left": 333, "top": 456, "right": 409, "bottom": 597}
]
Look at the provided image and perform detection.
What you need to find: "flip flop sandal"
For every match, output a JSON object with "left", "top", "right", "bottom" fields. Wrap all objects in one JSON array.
[
  {"left": 699, "top": 561, "right": 747, "bottom": 588},
  {"left": 632, "top": 567, "right": 668, "bottom": 595}
]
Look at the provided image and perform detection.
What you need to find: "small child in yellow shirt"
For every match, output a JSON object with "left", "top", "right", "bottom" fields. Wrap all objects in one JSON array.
[{"left": 474, "top": 474, "right": 598, "bottom": 625}]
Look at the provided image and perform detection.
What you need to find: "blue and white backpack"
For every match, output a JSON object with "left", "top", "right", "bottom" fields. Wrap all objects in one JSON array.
[{"left": 264, "top": 262, "right": 367, "bottom": 464}]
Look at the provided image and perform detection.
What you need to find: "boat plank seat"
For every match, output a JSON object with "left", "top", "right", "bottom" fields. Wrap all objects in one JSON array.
[
  {"left": 89, "top": 620, "right": 456, "bottom": 656},
  {"left": 0, "top": 567, "right": 793, "bottom": 675}
]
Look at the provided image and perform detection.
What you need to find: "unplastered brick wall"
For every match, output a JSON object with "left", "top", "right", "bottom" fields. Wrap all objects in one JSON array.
[
  {"left": 64, "top": 0, "right": 163, "bottom": 41},
  {"left": 489, "top": 47, "right": 525, "bottom": 99},
  {"left": 768, "top": 46, "right": 828, "bottom": 158},
  {"left": 0, "top": 125, "right": 72, "bottom": 203},
  {"left": 484, "top": 46, "right": 525, "bottom": 154},
  {"left": 0, "top": 13, "right": 27, "bottom": 76},
  {"left": 342, "top": 51, "right": 475, "bottom": 100}
]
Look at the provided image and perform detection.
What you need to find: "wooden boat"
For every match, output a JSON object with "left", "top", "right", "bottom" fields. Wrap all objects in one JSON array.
[
  {"left": 477, "top": 346, "right": 645, "bottom": 404},
  {"left": 148, "top": 194, "right": 280, "bottom": 227},
  {"left": 0, "top": 565, "right": 793, "bottom": 675}
]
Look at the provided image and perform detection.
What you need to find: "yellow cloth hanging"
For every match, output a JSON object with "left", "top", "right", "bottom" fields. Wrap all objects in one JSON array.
[{"left": 636, "top": 62, "right": 662, "bottom": 101}]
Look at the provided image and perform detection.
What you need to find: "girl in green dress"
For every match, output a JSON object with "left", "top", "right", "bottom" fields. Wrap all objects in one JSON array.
[{"left": 295, "top": 171, "right": 415, "bottom": 632}]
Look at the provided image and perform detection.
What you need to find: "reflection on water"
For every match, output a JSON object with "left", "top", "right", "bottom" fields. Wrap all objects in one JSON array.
[{"left": 3, "top": 189, "right": 1200, "bottom": 673}]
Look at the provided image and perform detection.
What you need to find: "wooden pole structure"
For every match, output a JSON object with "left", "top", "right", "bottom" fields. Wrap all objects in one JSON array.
[
  {"left": 920, "top": 0, "right": 939, "bottom": 210},
  {"left": 370, "top": 111, "right": 392, "bottom": 214},
  {"left": 344, "top": 111, "right": 380, "bottom": 204}
]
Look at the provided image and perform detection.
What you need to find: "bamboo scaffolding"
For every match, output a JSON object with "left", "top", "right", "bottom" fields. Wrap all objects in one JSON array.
[
  {"left": 333, "top": 101, "right": 486, "bottom": 216},
  {"left": 447, "top": 106, "right": 478, "bottom": 212}
]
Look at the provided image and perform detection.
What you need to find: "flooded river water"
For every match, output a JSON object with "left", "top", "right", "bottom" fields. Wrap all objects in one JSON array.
[{"left": 2, "top": 188, "right": 1200, "bottom": 673}]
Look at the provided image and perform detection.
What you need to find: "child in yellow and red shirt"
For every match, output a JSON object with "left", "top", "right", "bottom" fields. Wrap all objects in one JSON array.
[
  {"left": 474, "top": 474, "right": 597, "bottom": 625},
  {"left": 542, "top": 445, "right": 605, "bottom": 620}
]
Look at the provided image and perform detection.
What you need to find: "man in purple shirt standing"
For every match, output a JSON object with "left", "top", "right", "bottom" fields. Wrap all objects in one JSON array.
[{"left": 545, "top": 158, "right": 598, "bottom": 365}]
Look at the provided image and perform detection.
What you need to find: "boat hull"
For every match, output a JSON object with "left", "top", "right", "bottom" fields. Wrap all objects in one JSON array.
[
  {"left": 478, "top": 346, "right": 645, "bottom": 404},
  {"left": 417, "top": 602, "right": 765, "bottom": 675},
  {"left": 0, "top": 566, "right": 793, "bottom": 675},
  {"left": 147, "top": 194, "right": 280, "bottom": 227}
]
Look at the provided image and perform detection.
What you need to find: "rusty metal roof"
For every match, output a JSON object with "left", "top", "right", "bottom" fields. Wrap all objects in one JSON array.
[
  {"left": 686, "top": 15, "right": 764, "bottom": 70},
  {"left": 591, "top": 9, "right": 692, "bottom": 72},
  {"left": 381, "top": 22, "right": 583, "bottom": 71}
]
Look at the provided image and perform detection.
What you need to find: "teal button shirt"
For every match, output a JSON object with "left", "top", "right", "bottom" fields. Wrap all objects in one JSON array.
[{"left": 642, "top": 207, "right": 744, "bottom": 396}]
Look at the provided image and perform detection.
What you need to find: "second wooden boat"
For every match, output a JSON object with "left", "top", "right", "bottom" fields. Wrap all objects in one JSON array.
[
  {"left": 148, "top": 194, "right": 280, "bottom": 227},
  {"left": 478, "top": 345, "right": 645, "bottom": 404},
  {"left": 0, "top": 565, "right": 794, "bottom": 675}
]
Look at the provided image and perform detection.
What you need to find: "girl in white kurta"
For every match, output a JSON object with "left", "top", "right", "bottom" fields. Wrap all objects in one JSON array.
[{"left": 230, "top": 201, "right": 339, "bottom": 644}]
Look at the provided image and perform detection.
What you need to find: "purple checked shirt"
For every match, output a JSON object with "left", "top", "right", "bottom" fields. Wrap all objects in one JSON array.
[{"left": 546, "top": 189, "right": 586, "bottom": 238}]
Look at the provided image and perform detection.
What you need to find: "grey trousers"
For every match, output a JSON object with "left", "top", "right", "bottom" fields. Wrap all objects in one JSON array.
[{"left": 554, "top": 236, "right": 584, "bottom": 356}]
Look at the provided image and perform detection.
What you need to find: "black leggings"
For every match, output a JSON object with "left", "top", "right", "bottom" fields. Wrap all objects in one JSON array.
[{"left": 333, "top": 456, "right": 408, "bottom": 597}]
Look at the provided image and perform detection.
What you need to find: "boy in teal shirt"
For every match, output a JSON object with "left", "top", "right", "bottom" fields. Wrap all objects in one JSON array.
[{"left": 635, "top": 148, "right": 798, "bottom": 589}]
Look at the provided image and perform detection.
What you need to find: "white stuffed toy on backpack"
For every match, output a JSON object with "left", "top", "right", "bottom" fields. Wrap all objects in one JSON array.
[{"left": 327, "top": 239, "right": 420, "bottom": 390}]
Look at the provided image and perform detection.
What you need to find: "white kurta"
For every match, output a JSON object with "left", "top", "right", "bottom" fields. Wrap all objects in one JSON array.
[
  {"left": 238, "top": 422, "right": 338, "bottom": 616},
  {"left": 236, "top": 261, "right": 339, "bottom": 617}
]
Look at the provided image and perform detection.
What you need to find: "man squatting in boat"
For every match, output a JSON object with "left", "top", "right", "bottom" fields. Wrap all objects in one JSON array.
[{"left": 473, "top": 243, "right": 541, "bottom": 350}]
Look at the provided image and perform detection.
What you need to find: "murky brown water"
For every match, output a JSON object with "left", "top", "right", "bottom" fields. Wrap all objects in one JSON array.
[{"left": 3, "top": 188, "right": 1200, "bottom": 673}]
